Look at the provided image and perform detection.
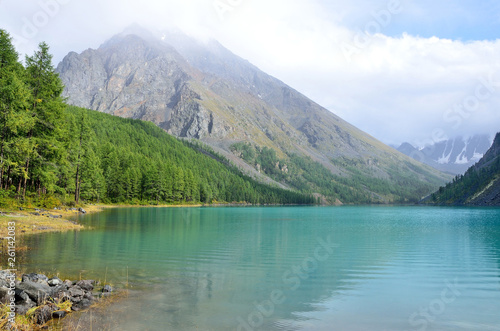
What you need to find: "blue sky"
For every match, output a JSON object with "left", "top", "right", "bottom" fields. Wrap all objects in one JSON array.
[
  {"left": 330, "top": 0, "right": 500, "bottom": 41},
  {"left": 0, "top": 0, "right": 499, "bottom": 146},
  {"left": 387, "top": 1, "right": 500, "bottom": 41}
]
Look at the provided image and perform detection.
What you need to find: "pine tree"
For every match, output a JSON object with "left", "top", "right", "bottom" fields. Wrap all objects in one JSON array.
[
  {"left": 70, "top": 112, "right": 92, "bottom": 203},
  {"left": 23, "top": 42, "right": 66, "bottom": 198},
  {"left": 80, "top": 147, "right": 106, "bottom": 202},
  {"left": 0, "top": 30, "right": 35, "bottom": 192}
]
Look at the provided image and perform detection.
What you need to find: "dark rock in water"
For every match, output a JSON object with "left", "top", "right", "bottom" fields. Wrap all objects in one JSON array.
[
  {"left": 48, "top": 277, "right": 63, "bottom": 287},
  {"left": 35, "top": 304, "right": 57, "bottom": 325},
  {"left": 75, "top": 279, "right": 94, "bottom": 292},
  {"left": 48, "top": 214, "right": 62, "bottom": 218},
  {"left": 30, "top": 212, "right": 41, "bottom": 216},
  {"left": 78, "top": 207, "right": 87, "bottom": 214},
  {"left": 52, "top": 310, "right": 67, "bottom": 319},
  {"left": 17, "top": 281, "right": 52, "bottom": 304},
  {"left": 71, "top": 298, "right": 92, "bottom": 311},
  {"left": 22, "top": 273, "right": 49, "bottom": 284},
  {"left": 102, "top": 284, "right": 113, "bottom": 293}
]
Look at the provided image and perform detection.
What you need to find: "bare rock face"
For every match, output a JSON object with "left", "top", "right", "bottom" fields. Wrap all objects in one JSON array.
[
  {"left": 57, "top": 27, "right": 452, "bottom": 202},
  {"left": 57, "top": 33, "right": 233, "bottom": 140}
]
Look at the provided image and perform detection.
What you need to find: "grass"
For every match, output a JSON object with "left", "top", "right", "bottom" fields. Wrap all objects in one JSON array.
[
  {"left": 0, "top": 206, "right": 96, "bottom": 238},
  {"left": 0, "top": 202, "right": 202, "bottom": 329}
]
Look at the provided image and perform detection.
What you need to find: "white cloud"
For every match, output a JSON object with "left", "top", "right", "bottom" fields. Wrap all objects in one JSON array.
[{"left": 1, "top": 0, "right": 498, "bottom": 146}]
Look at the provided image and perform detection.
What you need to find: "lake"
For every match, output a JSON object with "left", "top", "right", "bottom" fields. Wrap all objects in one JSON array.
[{"left": 21, "top": 206, "right": 500, "bottom": 330}]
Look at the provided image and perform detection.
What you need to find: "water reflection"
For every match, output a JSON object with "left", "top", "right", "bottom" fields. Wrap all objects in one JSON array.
[{"left": 21, "top": 206, "right": 500, "bottom": 330}]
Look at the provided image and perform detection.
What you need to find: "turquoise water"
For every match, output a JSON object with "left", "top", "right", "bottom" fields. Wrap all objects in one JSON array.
[{"left": 21, "top": 206, "right": 500, "bottom": 330}]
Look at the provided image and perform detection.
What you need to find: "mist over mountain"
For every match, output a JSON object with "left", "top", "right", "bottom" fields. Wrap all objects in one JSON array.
[
  {"left": 56, "top": 27, "right": 451, "bottom": 203},
  {"left": 396, "top": 135, "right": 493, "bottom": 175}
]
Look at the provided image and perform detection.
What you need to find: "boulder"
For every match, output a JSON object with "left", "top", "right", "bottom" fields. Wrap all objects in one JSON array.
[
  {"left": 0, "top": 279, "right": 8, "bottom": 288},
  {"left": 75, "top": 280, "right": 94, "bottom": 292},
  {"left": 102, "top": 284, "right": 113, "bottom": 293},
  {"left": 22, "top": 273, "right": 49, "bottom": 285},
  {"left": 0, "top": 270, "right": 14, "bottom": 282},
  {"left": 52, "top": 310, "right": 67, "bottom": 319},
  {"left": 48, "top": 277, "right": 63, "bottom": 287},
  {"left": 78, "top": 207, "right": 87, "bottom": 214},
  {"left": 71, "top": 298, "right": 92, "bottom": 311},
  {"left": 0, "top": 287, "right": 9, "bottom": 304},
  {"left": 17, "top": 280, "right": 51, "bottom": 305},
  {"left": 15, "top": 289, "right": 35, "bottom": 315},
  {"left": 35, "top": 304, "right": 57, "bottom": 325},
  {"left": 68, "top": 286, "right": 85, "bottom": 299}
]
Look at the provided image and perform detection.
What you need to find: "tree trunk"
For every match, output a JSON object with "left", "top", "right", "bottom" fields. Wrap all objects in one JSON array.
[
  {"left": 17, "top": 177, "right": 22, "bottom": 196},
  {"left": 4, "top": 166, "right": 11, "bottom": 190},
  {"left": 75, "top": 129, "right": 83, "bottom": 204},
  {"left": 22, "top": 158, "right": 30, "bottom": 200},
  {"left": 75, "top": 164, "right": 80, "bottom": 204}
]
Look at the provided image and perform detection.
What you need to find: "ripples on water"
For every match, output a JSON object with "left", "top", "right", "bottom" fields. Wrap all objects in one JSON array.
[{"left": 22, "top": 206, "right": 500, "bottom": 330}]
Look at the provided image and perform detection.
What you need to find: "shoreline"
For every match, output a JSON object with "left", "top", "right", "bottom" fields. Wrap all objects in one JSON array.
[{"left": 0, "top": 202, "right": 206, "bottom": 239}]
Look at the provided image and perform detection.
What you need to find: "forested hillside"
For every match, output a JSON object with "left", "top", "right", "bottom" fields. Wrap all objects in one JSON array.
[
  {"left": 58, "top": 28, "right": 451, "bottom": 204},
  {"left": 428, "top": 132, "right": 500, "bottom": 205},
  {"left": 0, "top": 29, "right": 313, "bottom": 207}
]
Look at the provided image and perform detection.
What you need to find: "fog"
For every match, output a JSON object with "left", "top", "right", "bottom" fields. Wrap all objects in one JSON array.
[{"left": 1, "top": 0, "right": 499, "bottom": 146}]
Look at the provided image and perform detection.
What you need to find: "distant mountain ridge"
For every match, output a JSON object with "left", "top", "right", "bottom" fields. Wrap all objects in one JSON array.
[
  {"left": 56, "top": 27, "right": 451, "bottom": 203},
  {"left": 396, "top": 135, "right": 492, "bottom": 175},
  {"left": 428, "top": 132, "right": 500, "bottom": 206}
]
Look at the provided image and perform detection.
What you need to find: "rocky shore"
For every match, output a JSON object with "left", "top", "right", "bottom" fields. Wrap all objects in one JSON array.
[{"left": 0, "top": 270, "right": 112, "bottom": 327}]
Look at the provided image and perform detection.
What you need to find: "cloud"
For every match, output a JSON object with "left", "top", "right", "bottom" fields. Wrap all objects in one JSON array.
[{"left": 1, "top": 0, "right": 498, "bottom": 146}]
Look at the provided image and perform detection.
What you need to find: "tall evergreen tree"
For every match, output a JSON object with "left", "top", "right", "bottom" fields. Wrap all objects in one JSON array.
[
  {"left": 23, "top": 42, "right": 66, "bottom": 198},
  {"left": 0, "top": 30, "right": 35, "bottom": 192}
]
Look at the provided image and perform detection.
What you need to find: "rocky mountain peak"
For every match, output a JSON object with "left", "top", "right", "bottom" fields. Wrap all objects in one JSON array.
[
  {"left": 397, "top": 134, "right": 493, "bottom": 175},
  {"left": 56, "top": 28, "right": 451, "bottom": 202}
]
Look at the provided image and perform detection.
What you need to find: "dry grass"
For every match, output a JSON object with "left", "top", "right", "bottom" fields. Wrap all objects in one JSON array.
[
  {"left": 0, "top": 204, "right": 116, "bottom": 238},
  {"left": 0, "top": 202, "right": 203, "bottom": 238}
]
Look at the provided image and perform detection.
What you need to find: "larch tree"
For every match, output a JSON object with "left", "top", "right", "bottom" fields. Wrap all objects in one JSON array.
[
  {"left": 23, "top": 42, "right": 66, "bottom": 198},
  {"left": 0, "top": 30, "right": 35, "bottom": 192}
]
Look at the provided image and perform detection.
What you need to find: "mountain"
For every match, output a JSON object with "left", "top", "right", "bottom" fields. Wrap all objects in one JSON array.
[
  {"left": 428, "top": 132, "right": 500, "bottom": 206},
  {"left": 56, "top": 27, "right": 451, "bottom": 203},
  {"left": 396, "top": 135, "right": 493, "bottom": 175}
]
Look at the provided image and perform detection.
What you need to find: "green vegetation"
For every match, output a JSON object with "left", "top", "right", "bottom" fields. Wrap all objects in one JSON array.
[
  {"left": 429, "top": 133, "right": 500, "bottom": 205},
  {"left": 230, "top": 142, "right": 445, "bottom": 203},
  {"left": 0, "top": 29, "right": 314, "bottom": 206}
]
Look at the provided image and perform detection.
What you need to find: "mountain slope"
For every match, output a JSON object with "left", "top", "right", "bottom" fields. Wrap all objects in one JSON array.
[
  {"left": 428, "top": 132, "right": 500, "bottom": 205},
  {"left": 64, "top": 106, "right": 315, "bottom": 205},
  {"left": 396, "top": 135, "right": 492, "bottom": 175},
  {"left": 56, "top": 28, "right": 451, "bottom": 203}
]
